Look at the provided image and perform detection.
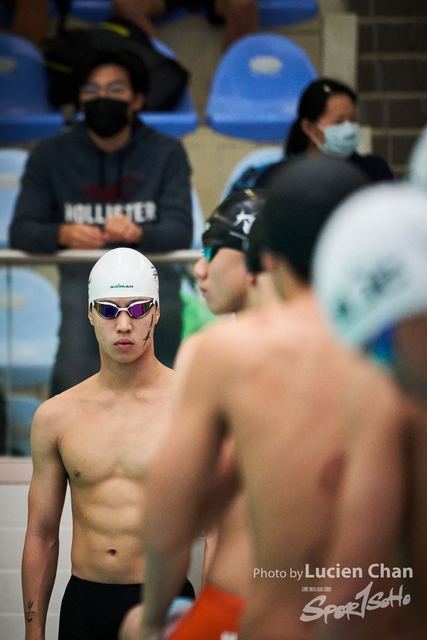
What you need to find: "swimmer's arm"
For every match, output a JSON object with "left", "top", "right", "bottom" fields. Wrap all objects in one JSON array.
[
  {"left": 21, "top": 404, "right": 68, "bottom": 640},
  {"left": 201, "top": 438, "right": 237, "bottom": 582},
  {"left": 141, "top": 548, "right": 191, "bottom": 640},
  {"left": 140, "top": 334, "right": 239, "bottom": 635},
  {"left": 202, "top": 529, "right": 219, "bottom": 585},
  {"left": 315, "top": 391, "right": 404, "bottom": 640}
]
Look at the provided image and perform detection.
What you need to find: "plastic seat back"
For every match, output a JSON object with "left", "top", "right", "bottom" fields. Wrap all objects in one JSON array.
[
  {"left": 0, "top": 34, "right": 64, "bottom": 142},
  {"left": 0, "top": 149, "right": 29, "bottom": 249},
  {"left": 8, "top": 395, "right": 41, "bottom": 456},
  {"left": 206, "top": 34, "right": 317, "bottom": 141},
  {"left": 0, "top": 267, "right": 61, "bottom": 388},
  {"left": 258, "top": 0, "right": 318, "bottom": 27},
  {"left": 191, "top": 187, "right": 205, "bottom": 250},
  {"left": 221, "top": 146, "right": 284, "bottom": 199}
]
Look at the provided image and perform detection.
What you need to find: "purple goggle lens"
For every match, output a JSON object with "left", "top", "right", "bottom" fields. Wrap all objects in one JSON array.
[{"left": 93, "top": 300, "right": 155, "bottom": 319}]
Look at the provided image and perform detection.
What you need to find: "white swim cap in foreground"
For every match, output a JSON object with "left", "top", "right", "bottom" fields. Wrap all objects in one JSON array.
[
  {"left": 88, "top": 248, "right": 159, "bottom": 309},
  {"left": 407, "top": 127, "right": 427, "bottom": 193},
  {"left": 313, "top": 183, "right": 427, "bottom": 347}
]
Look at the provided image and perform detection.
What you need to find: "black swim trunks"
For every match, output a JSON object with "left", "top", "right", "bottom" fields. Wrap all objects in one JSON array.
[{"left": 58, "top": 575, "right": 195, "bottom": 640}]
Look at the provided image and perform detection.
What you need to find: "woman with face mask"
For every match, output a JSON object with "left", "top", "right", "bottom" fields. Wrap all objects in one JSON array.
[{"left": 256, "top": 78, "right": 394, "bottom": 187}]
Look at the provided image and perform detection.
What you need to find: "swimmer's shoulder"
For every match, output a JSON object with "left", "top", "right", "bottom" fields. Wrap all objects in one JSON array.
[
  {"left": 32, "top": 375, "right": 98, "bottom": 435},
  {"left": 176, "top": 305, "right": 314, "bottom": 379},
  {"left": 347, "top": 352, "right": 408, "bottom": 434},
  {"left": 178, "top": 310, "right": 287, "bottom": 374},
  {"left": 174, "top": 317, "right": 249, "bottom": 388}
]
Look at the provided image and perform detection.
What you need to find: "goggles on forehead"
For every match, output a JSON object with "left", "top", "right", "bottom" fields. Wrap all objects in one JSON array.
[
  {"left": 93, "top": 299, "right": 155, "bottom": 320},
  {"left": 201, "top": 245, "right": 221, "bottom": 262}
]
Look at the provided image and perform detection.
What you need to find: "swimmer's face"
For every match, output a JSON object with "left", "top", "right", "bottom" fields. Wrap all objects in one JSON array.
[
  {"left": 88, "top": 296, "right": 159, "bottom": 361},
  {"left": 193, "top": 247, "right": 250, "bottom": 315},
  {"left": 392, "top": 315, "right": 427, "bottom": 404}
]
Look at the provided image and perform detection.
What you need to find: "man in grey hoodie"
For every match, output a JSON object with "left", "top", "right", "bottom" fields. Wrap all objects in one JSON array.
[{"left": 10, "top": 48, "right": 193, "bottom": 395}]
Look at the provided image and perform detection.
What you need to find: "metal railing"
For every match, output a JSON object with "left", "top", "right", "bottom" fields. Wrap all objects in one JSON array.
[{"left": 0, "top": 248, "right": 201, "bottom": 265}]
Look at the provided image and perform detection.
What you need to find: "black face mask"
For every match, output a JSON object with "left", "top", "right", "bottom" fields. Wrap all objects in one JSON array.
[{"left": 83, "top": 98, "right": 130, "bottom": 138}]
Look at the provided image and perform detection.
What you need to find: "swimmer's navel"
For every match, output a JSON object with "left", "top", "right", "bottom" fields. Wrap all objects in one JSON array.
[{"left": 108, "top": 549, "right": 117, "bottom": 556}]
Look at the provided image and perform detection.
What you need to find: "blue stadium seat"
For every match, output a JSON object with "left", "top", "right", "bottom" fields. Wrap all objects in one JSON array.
[
  {"left": 191, "top": 187, "right": 205, "bottom": 249},
  {"left": 139, "top": 88, "right": 198, "bottom": 137},
  {"left": 139, "top": 0, "right": 317, "bottom": 28},
  {"left": 65, "top": 0, "right": 111, "bottom": 21},
  {"left": 138, "top": 38, "right": 198, "bottom": 137},
  {"left": 0, "top": 149, "right": 28, "bottom": 249},
  {"left": 8, "top": 395, "right": 41, "bottom": 456},
  {"left": 0, "top": 34, "right": 65, "bottom": 143},
  {"left": 206, "top": 34, "right": 317, "bottom": 142},
  {"left": 221, "top": 146, "right": 283, "bottom": 199},
  {"left": 48, "top": 0, "right": 111, "bottom": 21},
  {"left": 49, "top": 0, "right": 317, "bottom": 26},
  {"left": 0, "top": 267, "right": 60, "bottom": 388},
  {"left": 258, "top": 0, "right": 318, "bottom": 27}
]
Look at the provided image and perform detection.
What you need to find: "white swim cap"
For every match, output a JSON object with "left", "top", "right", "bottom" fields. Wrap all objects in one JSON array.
[
  {"left": 313, "top": 183, "right": 427, "bottom": 348},
  {"left": 88, "top": 248, "right": 159, "bottom": 309},
  {"left": 407, "top": 127, "right": 427, "bottom": 192}
]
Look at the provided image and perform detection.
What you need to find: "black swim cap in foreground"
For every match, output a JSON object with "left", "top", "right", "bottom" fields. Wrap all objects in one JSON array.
[
  {"left": 261, "top": 155, "right": 367, "bottom": 283},
  {"left": 203, "top": 189, "right": 267, "bottom": 253}
]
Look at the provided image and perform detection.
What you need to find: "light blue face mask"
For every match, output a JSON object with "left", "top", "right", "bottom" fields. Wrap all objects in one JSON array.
[{"left": 316, "top": 121, "right": 360, "bottom": 158}]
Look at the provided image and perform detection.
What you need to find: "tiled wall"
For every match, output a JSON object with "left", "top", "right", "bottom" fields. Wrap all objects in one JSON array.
[{"left": 346, "top": 0, "right": 427, "bottom": 177}]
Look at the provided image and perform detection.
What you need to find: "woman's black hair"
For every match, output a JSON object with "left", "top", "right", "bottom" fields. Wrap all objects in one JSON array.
[{"left": 285, "top": 78, "right": 357, "bottom": 157}]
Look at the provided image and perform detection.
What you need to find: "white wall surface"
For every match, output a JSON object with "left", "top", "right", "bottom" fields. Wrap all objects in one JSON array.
[{"left": 0, "top": 484, "right": 72, "bottom": 640}]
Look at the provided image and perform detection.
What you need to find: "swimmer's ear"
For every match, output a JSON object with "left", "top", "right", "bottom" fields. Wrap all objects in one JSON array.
[
  {"left": 154, "top": 304, "right": 160, "bottom": 325},
  {"left": 261, "top": 251, "right": 277, "bottom": 273},
  {"left": 247, "top": 273, "right": 257, "bottom": 289},
  {"left": 88, "top": 306, "right": 94, "bottom": 326}
]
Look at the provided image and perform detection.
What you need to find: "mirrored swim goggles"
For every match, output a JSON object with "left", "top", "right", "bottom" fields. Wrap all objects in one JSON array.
[
  {"left": 93, "top": 299, "right": 155, "bottom": 319},
  {"left": 201, "top": 245, "right": 221, "bottom": 262}
]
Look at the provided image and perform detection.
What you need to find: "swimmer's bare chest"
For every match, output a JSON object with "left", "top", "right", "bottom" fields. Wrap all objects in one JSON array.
[
  {"left": 60, "top": 397, "right": 169, "bottom": 483},
  {"left": 57, "top": 396, "right": 171, "bottom": 581}
]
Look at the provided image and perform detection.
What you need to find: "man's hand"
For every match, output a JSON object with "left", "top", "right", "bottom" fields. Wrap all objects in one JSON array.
[
  {"left": 104, "top": 215, "right": 143, "bottom": 245},
  {"left": 119, "top": 604, "right": 143, "bottom": 640},
  {"left": 119, "top": 605, "right": 161, "bottom": 640},
  {"left": 58, "top": 224, "right": 107, "bottom": 249}
]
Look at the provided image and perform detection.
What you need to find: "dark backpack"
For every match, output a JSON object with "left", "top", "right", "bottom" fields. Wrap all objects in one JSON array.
[{"left": 42, "top": 12, "right": 190, "bottom": 111}]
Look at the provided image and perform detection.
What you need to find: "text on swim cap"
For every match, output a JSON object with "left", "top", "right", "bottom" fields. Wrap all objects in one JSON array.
[{"left": 110, "top": 284, "right": 134, "bottom": 289}]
